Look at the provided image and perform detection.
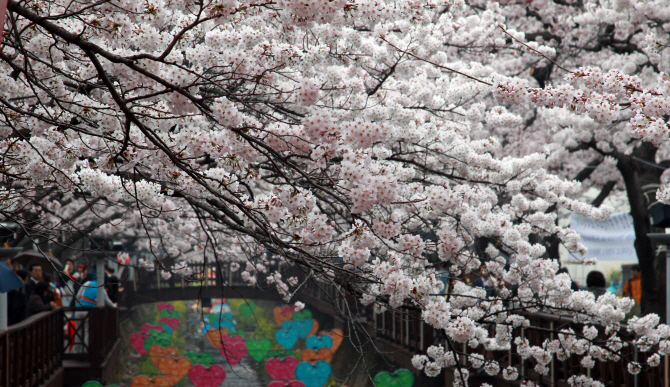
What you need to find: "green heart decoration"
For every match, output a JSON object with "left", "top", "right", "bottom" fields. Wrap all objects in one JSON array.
[
  {"left": 246, "top": 338, "right": 272, "bottom": 361},
  {"left": 159, "top": 310, "right": 180, "bottom": 319},
  {"left": 267, "top": 350, "right": 297, "bottom": 360},
  {"left": 81, "top": 382, "right": 104, "bottom": 387},
  {"left": 233, "top": 331, "right": 247, "bottom": 339},
  {"left": 143, "top": 334, "right": 171, "bottom": 351},
  {"left": 146, "top": 329, "right": 161, "bottom": 336},
  {"left": 239, "top": 302, "right": 257, "bottom": 317},
  {"left": 292, "top": 310, "right": 312, "bottom": 321},
  {"left": 184, "top": 351, "right": 215, "bottom": 367},
  {"left": 373, "top": 369, "right": 415, "bottom": 387}
]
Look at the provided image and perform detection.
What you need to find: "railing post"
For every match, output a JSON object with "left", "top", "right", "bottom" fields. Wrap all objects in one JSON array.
[
  {"left": 550, "top": 321, "right": 555, "bottom": 387},
  {"left": 228, "top": 262, "right": 232, "bottom": 286},
  {"left": 405, "top": 311, "right": 409, "bottom": 346},
  {"left": 0, "top": 292, "right": 7, "bottom": 330},
  {"left": 520, "top": 328, "right": 525, "bottom": 379},
  {"left": 419, "top": 322, "right": 424, "bottom": 350},
  {"left": 634, "top": 345, "right": 638, "bottom": 387},
  {"left": 96, "top": 258, "right": 105, "bottom": 307}
]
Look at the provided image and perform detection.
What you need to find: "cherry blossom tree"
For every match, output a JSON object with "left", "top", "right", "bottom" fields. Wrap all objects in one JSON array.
[{"left": 2, "top": 0, "right": 670, "bottom": 385}]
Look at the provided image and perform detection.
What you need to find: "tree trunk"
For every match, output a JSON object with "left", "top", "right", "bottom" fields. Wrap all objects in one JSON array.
[{"left": 617, "top": 145, "right": 666, "bottom": 320}]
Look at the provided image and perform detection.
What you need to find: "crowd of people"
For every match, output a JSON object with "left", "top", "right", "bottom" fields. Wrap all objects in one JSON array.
[{"left": 4, "top": 256, "right": 120, "bottom": 326}]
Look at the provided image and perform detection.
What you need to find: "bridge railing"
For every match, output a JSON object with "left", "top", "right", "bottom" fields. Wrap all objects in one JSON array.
[
  {"left": 299, "top": 279, "right": 665, "bottom": 386},
  {"left": 135, "top": 261, "right": 250, "bottom": 291},
  {"left": 0, "top": 309, "right": 63, "bottom": 387},
  {"left": 62, "top": 306, "right": 119, "bottom": 367}
]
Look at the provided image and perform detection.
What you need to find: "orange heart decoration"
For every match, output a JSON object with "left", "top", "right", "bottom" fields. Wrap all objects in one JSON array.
[
  {"left": 273, "top": 307, "right": 293, "bottom": 326},
  {"left": 130, "top": 375, "right": 172, "bottom": 387},
  {"left": 301, "top": 348, "right": 333, "bottom": 363},
  {"left": 320, "top": 329, "right": 343, "bottom": 353},
  {"left": 205, "top": 328, "right": 229, "bottom": 349},
  {"left": 157, "top": 355, "right": 191, "bottom": 385},
  {"left": 308, "top": 319, "right": 319, "bottom": 337},
  {"left": 148, "top": 345, "right": 178, "bottom": 368}
]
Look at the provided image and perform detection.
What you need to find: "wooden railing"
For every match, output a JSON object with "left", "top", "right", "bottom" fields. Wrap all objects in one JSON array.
[
  {"left": 62, "top": 306, "right": 119, "bottom": 367},
  {"left": 300, "top": 280, "right": 665, "bottom": 386},
  {"left": 0, "top": 310, "right": 63, "bottom": 387},
  {"left": 135, "top": 262, "right": 250, "bottom": 291}
]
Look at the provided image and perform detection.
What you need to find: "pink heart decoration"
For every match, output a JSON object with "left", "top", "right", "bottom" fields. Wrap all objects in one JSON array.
[
  {"left": 130, "top": 332, "right": 148, "bottom": 356},
  {"left": 159, "top": 316, "right": 180, "bottom": 330},
  {"left": 141, "top": 324, "right": 164, "bottom": 334},
  {"left": 267, "top": 381, "right": 306, "bottom": 387},
  {"left": 264, "top": 356, "right": 299, "bottom": 381},
  {"left": 157, "top": 302, "right": 175, "bottom": 311},
  {"left": 188, "top": 364, "right": 226, "bottom": 387},
  {"left": 219, "top": 335, "right": 248, "bottom": 366}
]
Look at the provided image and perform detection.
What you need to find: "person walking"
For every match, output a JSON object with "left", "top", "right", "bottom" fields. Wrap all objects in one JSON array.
[{"left": 624, "top": 264, "right": 642, "bottom": 316}]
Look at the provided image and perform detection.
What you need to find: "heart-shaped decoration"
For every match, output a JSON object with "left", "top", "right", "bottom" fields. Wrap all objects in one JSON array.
[
  {"left": 159, "top": 316, "right": 180, "bottom": 331},
  {"left": 148, "top": 345, "right": 178, "bottom": 368},
  {"left": 273, "top": 306, "right": 295, "bottom": 326},
  {"left": 301, "top": 348, "right": 333, "bottom": 364},
  {"left": 188, "top": 364, "right": 226, "bottom": 387},
  {"left": 184, "top": 351, "right": 215, "bottom": 367},
  {"left": 141, "top": 324, "right": 164, "bottom": 334},
  {"left": 219, "top": 335, "right": 248, "bottom": 366},
  {"left": 295, "top": 361, "right": 331, "bottom": 387},
  {"left": 305, "top": 335, "right": 333, "bottom": 350},
  {"left": 292, "top": 319, "right": 313, "bottom": 339},
  {"left": 267, "top": 350, "right": 297, "bottom": 360},
  {"left": 205, "top": 328, "right": 229, "bottom": 349},
  {"left": 211, "top": 318, "right": 236, "bottom": 331},
  {"left": 81, "top": 381, "right": 103, "bottom": 387},
  {"left": 239, "top": 302, "right": 257, "bottom": 317},
  {"left": 292, "top": 310, "right": 312, "bottom": 321},
  {"left": 130, "top": 375, "right": 171, "bottom": 387},
  {"left": 158, "top": 323, "right": 174, "bottom": 336},
  {"left": 320, "top": 329, "right": 343, "bottom": 353},
  {"left": 308, "top": 319, "right": 319, "bottom": 337},
  {"left": 234, "top": 331, "right": 246, "bottom": 339},
  {"left": 159, "top": 309, "right": 180, "bottom": 319},
  {"left": 157, "top": 355, "right": 191, "bottom": 385},
  {"left": 264, "top": 356, "right": 299, "bottom": 381},
  {"left": 130, "top": 332, "right": 148, "bottom": 356},
  {"left": 208, "top": 312, "right": 234, "bottom": 324},
  {"left": 373, "top": 369, "right": 414, "bottom": 387},
  {"left": 157, "top": 302, "right": 175, "bottom": 312},
  {"left": 275, "top": 328, "right": 299, "bottom": 350},
  {"left": 247, "top": 338, "right": 272, "bottom": 362},
  {"left": 144, "top": 334, "right": 172, "bottom": 351},
  {"left": 267, "top": 381, "right": 306, "bottom": 387},
  {"left": 146, "top": 329, "right": 162, "bottom": 337}
]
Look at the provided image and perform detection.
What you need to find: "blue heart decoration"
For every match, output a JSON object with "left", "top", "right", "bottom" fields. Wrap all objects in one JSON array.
[
  {"left": 201, "top": 323, "right": 212, "bottom": 335},
  {"left": 220, "top": 319, "right": 237, "bottom": 331},
  {"left": 275, "top": 327, "right": 299, "bottom": 350},
  {"left": 305, "top": 335, "right": 334, "bottom": 350},
  {"left": 292, "top": 319, "right": 313, "bottom": 339},
  {"left": 282, "top": 320, "right": 293, "bottom": 330},
  {"left": 296, "top": 361, "right": 331, "bottom": 387},
  {"left": 158, "top": 323, "right": 174, "bottom": 336}
]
